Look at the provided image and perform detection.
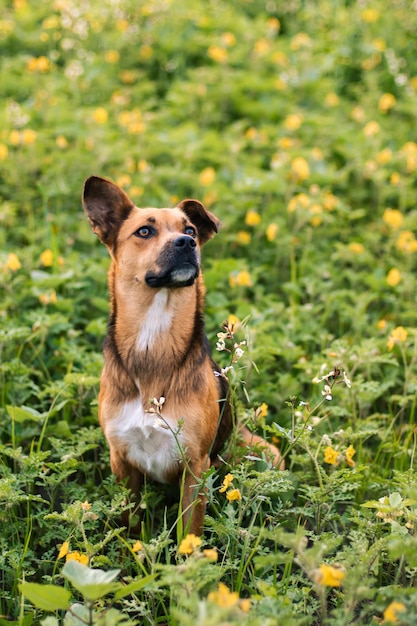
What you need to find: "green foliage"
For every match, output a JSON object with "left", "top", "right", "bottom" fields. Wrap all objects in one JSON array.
[{"left": 1, "top": 0, "right": 417, "bottom": 623}]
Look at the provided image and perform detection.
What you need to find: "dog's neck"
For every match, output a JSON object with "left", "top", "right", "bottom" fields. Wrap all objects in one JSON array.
[{"left": 107, "top": 269, "right": 206, "bottom": 394}]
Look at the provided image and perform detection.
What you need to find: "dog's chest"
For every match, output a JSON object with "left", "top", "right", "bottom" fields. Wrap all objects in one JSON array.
[
  {"left": 105, "top": 398, "right": 182, "bottom": 482},
  {"left": 136, "top": 290, "right": 173, "bottom": 352}
]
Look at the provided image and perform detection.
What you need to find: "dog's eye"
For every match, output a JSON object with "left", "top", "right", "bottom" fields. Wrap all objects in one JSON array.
[
  {"left": 134, "top": 226, "right": 152, "bottom": 238},
  {"left": 184, "top": 226, "right": 196, "bottom": 238}
]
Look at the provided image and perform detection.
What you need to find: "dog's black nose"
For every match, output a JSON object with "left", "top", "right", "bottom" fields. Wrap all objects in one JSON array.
[{"left": 174, "top": 235, "right": 197, "bottom": 249}]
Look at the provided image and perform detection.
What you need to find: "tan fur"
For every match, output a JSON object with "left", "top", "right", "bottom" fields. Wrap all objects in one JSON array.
[{"left": 83, "top": 175, "right": 283, "bottom": 536}]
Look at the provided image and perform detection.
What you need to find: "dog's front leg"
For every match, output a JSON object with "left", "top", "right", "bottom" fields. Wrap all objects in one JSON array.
[
  {"left": 181, "top": 455, "right": 211, "bottom": 536},
  {"left": 110, "top": 448, "right": 144, "bottom": 532}
]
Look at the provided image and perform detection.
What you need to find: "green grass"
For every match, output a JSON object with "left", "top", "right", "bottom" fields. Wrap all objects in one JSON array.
[{"left": 1, "top": 0, "right": 417, "bottom": 623}]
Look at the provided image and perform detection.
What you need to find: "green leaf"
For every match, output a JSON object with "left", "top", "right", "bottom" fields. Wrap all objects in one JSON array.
[
  {"left": 7, "top": 405, "right": 44, "bottom": 423},
  {"left": 113, "top": 574, "right": 157, "bottom": 600},
  {"left": 62, "top": 560, "right": 120, "bottom": 601},
  {"left": 389, "top": 492, "right": 403, "bottom": 508},
  {"left": 19, "top": 583, "right": 71, "bottom": 611},
  {"left": 63, "top": 603, "right": 89, "bottom": 626}
]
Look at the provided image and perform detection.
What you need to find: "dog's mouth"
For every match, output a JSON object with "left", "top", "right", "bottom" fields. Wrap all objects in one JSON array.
[
  {"left": 144, "top": 236, "right": 201, "bottom": 289},
  {"left": 145, "top": 261, "right": 199, "bottom": 288}
]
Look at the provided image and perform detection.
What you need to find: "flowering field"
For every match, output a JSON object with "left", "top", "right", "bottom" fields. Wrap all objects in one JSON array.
[{"left": 1, "top": 0, "right": 417, "bottom": 624}]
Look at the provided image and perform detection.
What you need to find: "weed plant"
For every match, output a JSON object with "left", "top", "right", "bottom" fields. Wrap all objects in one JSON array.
[{"left": 1, "top": 0, "right": 417, "bottom": 624}]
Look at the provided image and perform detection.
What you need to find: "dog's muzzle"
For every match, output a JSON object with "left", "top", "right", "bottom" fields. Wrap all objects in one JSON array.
[{"left": 145, "top": 235, "right": 200, "bottom": 288}]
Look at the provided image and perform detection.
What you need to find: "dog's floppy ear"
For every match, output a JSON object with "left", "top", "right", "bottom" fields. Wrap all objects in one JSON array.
[
  {"left": 82, "top": 176, "right": 134, "bottom": 247},
  {"left": 177, "top": 199, "right": 221, "bottom": 245}
]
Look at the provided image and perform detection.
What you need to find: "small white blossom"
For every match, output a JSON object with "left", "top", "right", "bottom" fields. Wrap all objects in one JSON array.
[
  {"left": 216, "top": 338, "right": 226, "bottom": 351},
  {"left": 322, "top": 384, "right": 333, "bottom": 401},
  {"left": 234, "top": 347, "right": 244, "bottom": 359},
  {"left": 343, "top": 371, "right": 351, "bottom": 388}
]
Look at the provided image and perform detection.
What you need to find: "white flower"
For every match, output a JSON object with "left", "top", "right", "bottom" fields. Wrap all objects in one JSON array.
[
  {"left": 322, "top": 384, "right": 333, "bottom": 401},
  {"left": 343, "top": 371, "right": 351, "bottom": 388},
  {"left": 234, "top": 347, "right": 244, "bottom": 359}
]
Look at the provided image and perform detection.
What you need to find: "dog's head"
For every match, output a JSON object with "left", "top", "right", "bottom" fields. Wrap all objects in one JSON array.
[{"left": 82, "top": 176, "right": 221, "bottom": 289}]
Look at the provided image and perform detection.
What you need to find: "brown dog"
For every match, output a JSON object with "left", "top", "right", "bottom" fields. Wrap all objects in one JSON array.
[{"left": 82, "top": 176, "right": 282, "bottom": 535}]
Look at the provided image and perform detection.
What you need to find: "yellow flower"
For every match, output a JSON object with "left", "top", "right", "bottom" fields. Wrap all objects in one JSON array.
[
  {"left": 311, "top": 147, "right": 324, "bottom": 160},
  {"left": 21, "top": 129, "right": 37, "bottom": 144},
  {"left": 256, "top": 403, "right": 268, "bottom": 419},
  {"left": 56, "top": 135, "right": 68, "bottom": 149},
  {"left": 80, "top": 501, "right": 91, "bottom": 511},
  {"left": 291, "top": 156, "right": 310, "bottom": 181},
  {"left": 278, "top": 137, "right": 294, "bottom": 150},
  {"left": 240, "top": 598, "right": 251, "bottom": 612},
  {"left": 383, "top": 208, "right": 403, "bottom": 229},
  {"left": 66, "top": 551, "right": 89, "bottom": 565},
  {"left": 132, "top": 541, "right": 143, "bottom": 552},
  {"left": 115, "top": 175, "right": 131, "bottom": 188},
  {"left": 199, "top": 167, "right": 216, "bottom": 186},
  {"left": 315, "top": 563, "right": 345, "bottom": 587},
  {"left": 396, "top": 231, "right": 417, "bottom": 253},
  {"left": 221, "top": 32, "right": 236, "bottom": 47},
  {"left": 27, "top": 55, "right": 51, "bottom": 72},
  {"left": 139, "top": 44, "right": 153, "bottom": 60},
  {"left": 290, "top": 32, "right": 311, "bottom": 50},
  {"left": 345, "top": 445, "right": 356, "bottom": 467},
  {"left": 377, "top": 319, "right": 387, "bottom": 330},
  {"left": 379, "top": 93, "right": 396, "bottom": 113},
  {"left": 226, "top": 488, "right": 242, "bottom": 502},
  {"left": 39, "top": 290, "right": 57, "bottom": 305},
  {"left": 387, "top": 326, "right": 408, "bottom": 350},
  {"left": 116, "top": 18, "right": 129, "bottom": 31},
  {"left": 227, "top": 313, "right": 240, "bottom": 328},
  {"left": 325, "top": 92, "right": 339, "bottom": 107},
  {"left": 348, "top": 242, "right": 364, "bottom": 255},
  {"left": 9, "top": 130, "right": 20, "bottom": 145},
  {"left": 373, "top": 38, "right": 386, "bottom": 52},
  {"left": 229, "top": 270, "right": 253, "bottom": 288},
  {"left": 203, "top": 548, "right": 218, "bottom": 561},
  {"left": 284, "top": 113, "right": 303, "bottom": 131},
  {"left": 129, "top": 186, "right": 144, "bottom": 198},
  {"left": 287, "top": 193, "right": 310, "bottom": 212},
  {"left": 245, "top": 210, "right": 261, "bottom": 226},
  {"left": 208, "top": 582, "right": 239, "bottom": 608},
  {"left": 363, "top": 121, "right": 380, "bottom": 137},
  {"left": 40, "top": 249, "right": 54, "bottom": 267},
  {"left": 92, "top": 107, "right": 108, "bottom": 123},
  {"left": 219, "top": 473, "right": 234, "bottom": 493},
  {"left": 253, "top": 38, "right": 270, "bottom": 56},
  {"left": 6, "top": 253, "right": 22, "bottom": 271},
  {"left": 208, "top": 45, "right": 227, "bottom": 63},
  {"left": 138, "top": 159, "right": 149, "bottom": 172},
  {"left": 361, "top": 8, "right": 380, "bottom": 22},
  {"left": 275, "top": 78, "right": 287, "bottom": 91},
  {"left": 178, "top": 533, "right": 202, "bottom": 555},
  {"left": 236, "top": 231, "right": 251, "bottom": 245},
  {"left": 0, "top": 144, "right": 8, "bottom": 160},
  {"left": 351, "top": 106, "right": 365, "bottom": 122},
  {"left": 324, "top": 446, "right": 339, "bottom": 466},
  {"left": 105, "top": 49, "right": 120, "bottom": 63},
  {"left": 383, "top": 601, "right": 406, "bottom": 623},
  {"left": 390, "top": 172, "right": 401, "bottom": 186},
  {"left": 57, "top": 541, "right": 69, "bottom": 559},
  {"left": 376, "top": 148, "right": 393, "bottom": 164},
  {"left": 386, "top": 268, "right": 402, "bottom": 287},
  {"left": 266, "top": 223, "right": 279, "bottom": 241},
  {"left": 120, "top": 70, "right": 137, "bottom": 84}
]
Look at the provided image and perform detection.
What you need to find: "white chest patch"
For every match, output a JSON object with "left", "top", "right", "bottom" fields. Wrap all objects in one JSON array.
[
  {"left": 136, "top": 289, "right": 173, "bottom": 352},
  {"left": 105, "top": 397, "right": 182, "bottom": 482}
]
